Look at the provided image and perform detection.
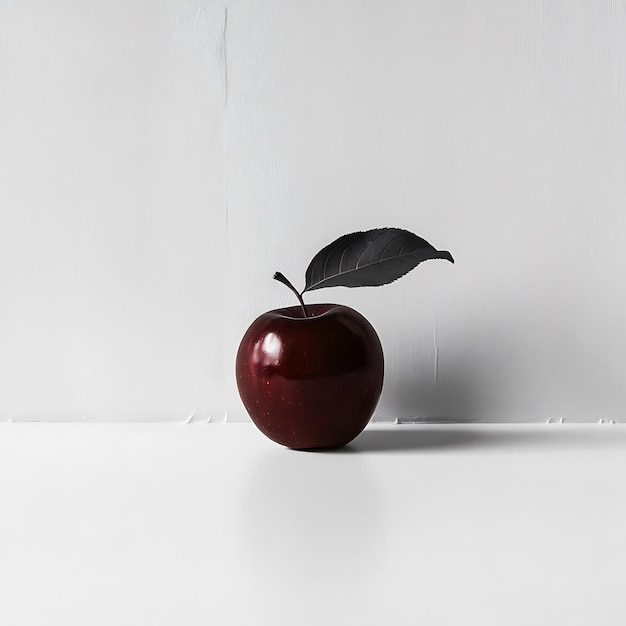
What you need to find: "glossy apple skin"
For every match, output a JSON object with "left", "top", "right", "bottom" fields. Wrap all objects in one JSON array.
[{"left": 236, "top": 304, "right": 384, "bottom": 449}]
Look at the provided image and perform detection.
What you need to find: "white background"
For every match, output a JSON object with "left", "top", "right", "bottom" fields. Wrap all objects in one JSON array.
[
  {"left": 2, "top": 422, "right": 626, "bottom": 626},
  {"left": 2, "top": 0, "right": 626, "bottom": 423}
]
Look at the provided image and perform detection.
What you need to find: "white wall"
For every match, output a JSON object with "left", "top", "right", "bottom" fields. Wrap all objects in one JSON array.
[{"left": 2, "top": 0, "right": 626, "bottom": 422}]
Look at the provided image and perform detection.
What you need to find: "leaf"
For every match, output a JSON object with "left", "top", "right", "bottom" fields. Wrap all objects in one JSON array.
[{"left": 302, "top": 228, "right": 454, "bottom": 293}]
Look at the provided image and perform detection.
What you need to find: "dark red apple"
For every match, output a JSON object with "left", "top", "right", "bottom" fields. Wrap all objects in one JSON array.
[
  {"left": 234, "top": 227, "right": 453, "bottom": 449},
  {"left": 236, "top": 303, "right": 384, "bottom": 450}
]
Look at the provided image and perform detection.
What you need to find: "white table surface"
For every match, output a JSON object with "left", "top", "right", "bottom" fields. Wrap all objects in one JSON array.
[{"left": 1, "top": 422, "right": 625, "bottom": 626}]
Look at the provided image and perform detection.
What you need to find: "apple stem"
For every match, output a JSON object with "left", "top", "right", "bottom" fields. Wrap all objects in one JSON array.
[{"left": 273, "top": 272, "right": 308, "bottom": 318}]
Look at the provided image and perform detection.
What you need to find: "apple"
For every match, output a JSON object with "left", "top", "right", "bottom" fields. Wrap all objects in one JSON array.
[
  {"left": 236, "top": 303, "right": 384, "bottom": 450},
  {"left": 234, "top": 228, "right": 453, "bottom": 450}
]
